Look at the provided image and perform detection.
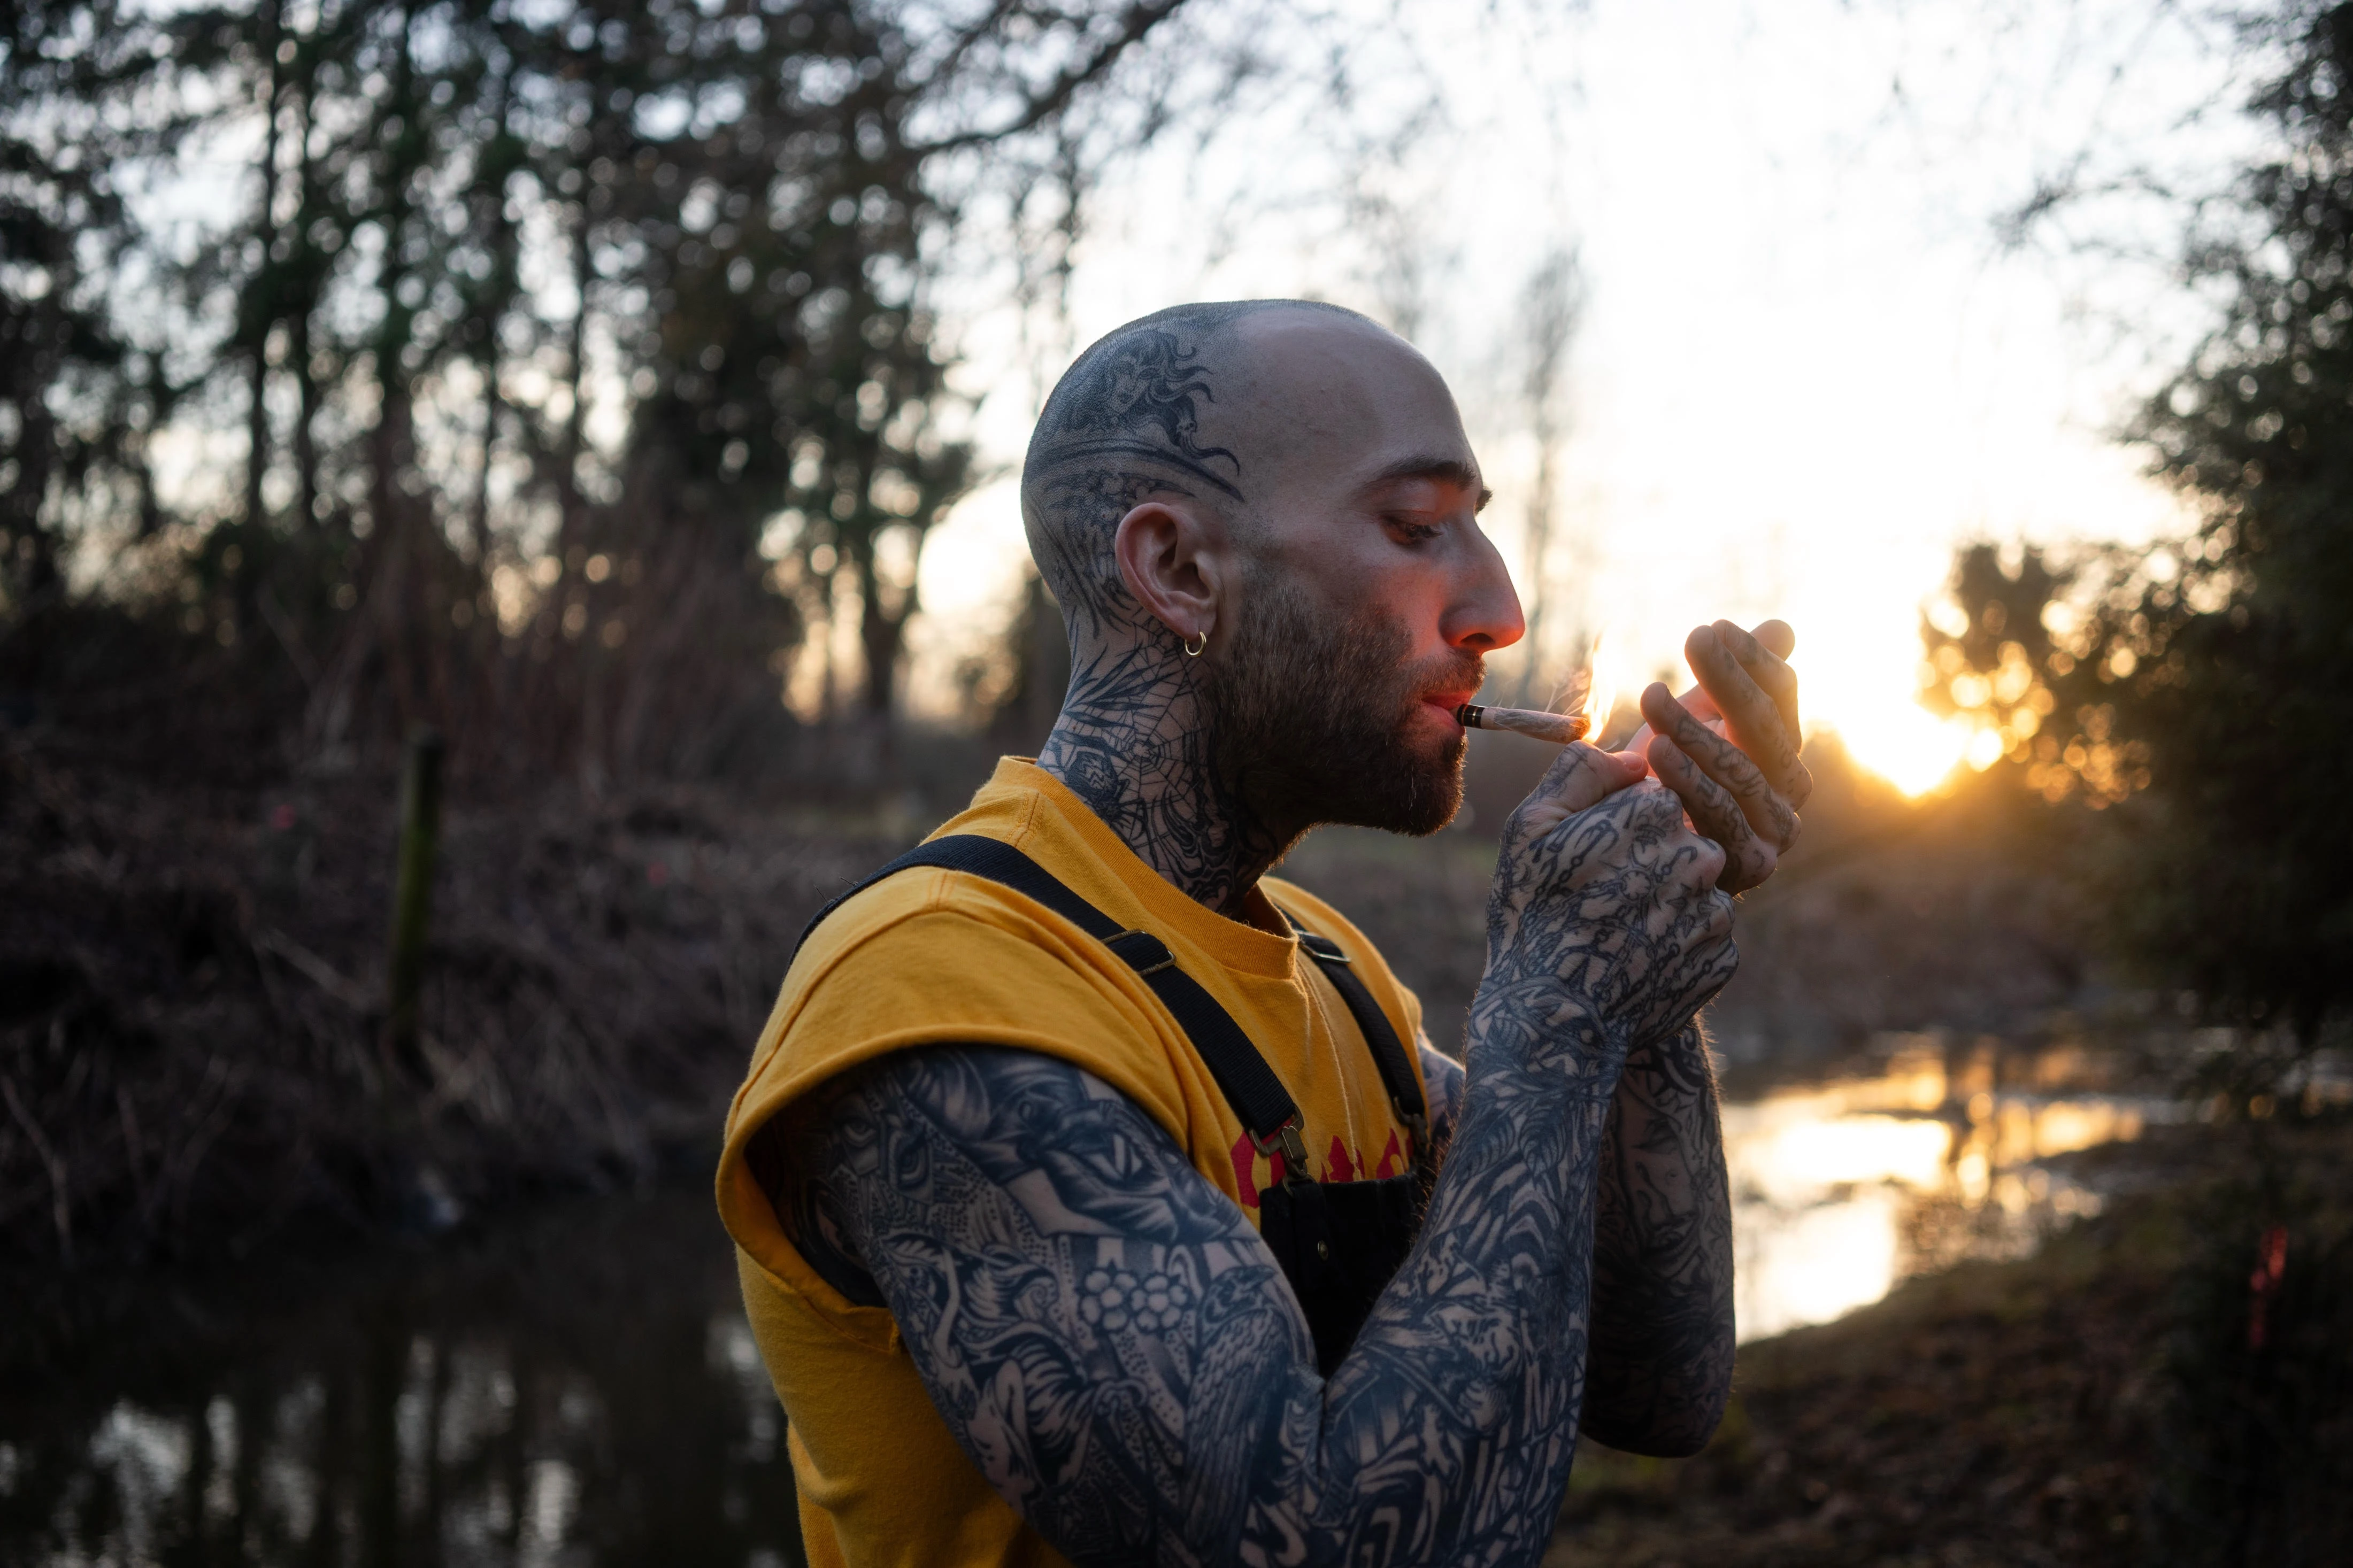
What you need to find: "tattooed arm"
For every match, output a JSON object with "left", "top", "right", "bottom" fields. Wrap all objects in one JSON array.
[
  {"left": 762, "top": 746, "right": 1735, "bottom": 1567},
  {"left": 1403, "top": 955, "right": 1734, "bottom": 1459},
  {"left": 1581, "top": 1021, "right": 1735, "bottom": 1456},
  {"left": 1404, "top": 957, "right": 1733, "bottom": 1463}
]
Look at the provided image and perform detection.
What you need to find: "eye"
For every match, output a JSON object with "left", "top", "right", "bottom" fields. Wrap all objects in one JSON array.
[{"left": 1386, "top": 515, "right": 1443, "bottom": 544}]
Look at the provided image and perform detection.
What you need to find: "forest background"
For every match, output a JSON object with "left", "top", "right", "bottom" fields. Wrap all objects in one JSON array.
[{"left": 2, "top": 0, "right": 2350, "bottom": 1557}]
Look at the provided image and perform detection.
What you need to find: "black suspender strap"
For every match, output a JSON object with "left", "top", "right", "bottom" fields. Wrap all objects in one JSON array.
[
  {"left": 794, "top": 836, "right": 1435, "bottom": 1375},
  {"left": 1281, "top": 913, "right": 1432, "bottom": 1157},
  {"left": 789, "top": 835, "right": 1311, "bottom": 1173}
]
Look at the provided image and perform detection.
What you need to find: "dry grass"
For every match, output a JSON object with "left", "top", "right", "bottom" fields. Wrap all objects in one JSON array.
[{"left": 0, "top": 738, "right": 906, "bottom": 1269}]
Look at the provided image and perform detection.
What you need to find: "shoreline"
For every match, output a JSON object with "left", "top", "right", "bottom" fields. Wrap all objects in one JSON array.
[{"left": 1549, "top": 1117, "right": 2352, "bottom": 1565}]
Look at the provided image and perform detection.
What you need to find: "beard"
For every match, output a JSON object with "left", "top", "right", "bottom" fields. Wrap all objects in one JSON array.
[{"left": 1199, "top": 576, "right": 1480, "bottom": 839}]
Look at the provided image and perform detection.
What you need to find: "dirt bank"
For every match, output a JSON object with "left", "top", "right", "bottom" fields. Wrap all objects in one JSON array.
[{"left": 1546, "top": 1120, "right": 2353, "bottom": 1567}]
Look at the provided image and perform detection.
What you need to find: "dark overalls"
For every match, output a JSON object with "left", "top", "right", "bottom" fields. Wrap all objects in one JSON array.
[{"left": 793, "top": 835, "right": 1437, "bottom": 1374}]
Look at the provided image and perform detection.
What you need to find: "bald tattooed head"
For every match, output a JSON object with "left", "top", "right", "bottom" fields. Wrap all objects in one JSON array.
[
  {"left": 1024, "top": 300, "right": 1480, "bottom": 852},
  {"left": 1020, "top": 299, "right": 1374, "bottom": 640}
]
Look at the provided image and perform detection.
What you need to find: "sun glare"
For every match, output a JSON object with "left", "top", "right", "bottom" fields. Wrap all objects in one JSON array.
[{"left": 1814, "top": 701, "right": 1973, "bottom": 798}]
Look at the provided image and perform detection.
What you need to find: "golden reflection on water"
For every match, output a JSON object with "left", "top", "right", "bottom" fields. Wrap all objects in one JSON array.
[{"left": 1726, "top": 1047, "right": 2162, "bottom": 1341}]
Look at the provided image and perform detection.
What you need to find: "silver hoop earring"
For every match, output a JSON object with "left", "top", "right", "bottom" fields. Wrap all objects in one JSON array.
[{"left": 1182, "top": 629, "right": 1208, "bottom": 658}]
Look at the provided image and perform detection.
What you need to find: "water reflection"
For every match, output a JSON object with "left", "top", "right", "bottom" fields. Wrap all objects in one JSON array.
[
  {"left": 1728, "top": 1040, "right": 2171, "bottom": 1340},
  {"left": 0, "top": 1192, "right": 804, "bottom": 1568}
]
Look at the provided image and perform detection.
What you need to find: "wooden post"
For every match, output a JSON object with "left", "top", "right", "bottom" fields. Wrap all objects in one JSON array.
[{"left": 385, "top": 727, "right": 444, "bottom": 1084}]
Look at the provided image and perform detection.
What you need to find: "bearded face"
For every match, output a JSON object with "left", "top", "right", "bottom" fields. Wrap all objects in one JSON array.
[{"left": 1201, "top": 573, "right": 1479, "bottom": 839}]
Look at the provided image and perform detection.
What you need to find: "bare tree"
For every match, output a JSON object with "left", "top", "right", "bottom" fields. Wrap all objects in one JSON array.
[{"left": 1514, "top": 243, "right": 1583, "bottom": 704}]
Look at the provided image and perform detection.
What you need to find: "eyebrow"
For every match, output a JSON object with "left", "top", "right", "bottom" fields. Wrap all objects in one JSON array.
[{"left": 1360, "top": 455, "right": 1493, "bottom": 512}]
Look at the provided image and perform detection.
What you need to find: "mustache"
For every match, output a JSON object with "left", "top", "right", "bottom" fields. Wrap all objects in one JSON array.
[{"left": 1407, "top": 650, "right": 1487, "bottom": 701}]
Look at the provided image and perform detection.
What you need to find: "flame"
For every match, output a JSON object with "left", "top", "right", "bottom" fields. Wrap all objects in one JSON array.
[{"left": 1545, "top": 632, "right": 1618, "bottom": 744}]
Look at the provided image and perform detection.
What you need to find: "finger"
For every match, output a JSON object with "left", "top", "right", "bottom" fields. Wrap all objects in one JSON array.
[
  {"left": 1616, "top": 704, "right": 1724, "bottom": 765},
  {"left": 1686, "top": 626, "right": 1808, "bottom": 806},
  {"left": 1617, "top": 670, "right": 1723, "bottom": 756},
  {"left": 1677, "top": 684, "right": 1724, "bottom": 723},
  {"left": 1641, "top": 682, "right": 1800, "bottom": 852},
  {"left": 1647, "top": 733, "right": 1777, "bottom": 892},
  {"left": 1717, "top": 619, "right": 1804, "bottom": 747},
  {"left": 1727, "top": 620, "right": 1812, "bottom": 808}
]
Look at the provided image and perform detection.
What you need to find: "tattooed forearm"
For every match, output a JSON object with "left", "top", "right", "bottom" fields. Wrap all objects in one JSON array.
[{"left": 1583, "top": 1019, "right": 1735, "bottom": 1456}]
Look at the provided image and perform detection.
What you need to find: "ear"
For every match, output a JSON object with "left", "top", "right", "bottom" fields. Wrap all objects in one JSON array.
[{"left": 1112, "top": 500, "right": 1226, "bottom": 648}]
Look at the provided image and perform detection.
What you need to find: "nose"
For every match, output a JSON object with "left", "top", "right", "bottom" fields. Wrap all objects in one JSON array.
[{"left": 1440, "top": 521, "right": 1527, "bottom": 653}]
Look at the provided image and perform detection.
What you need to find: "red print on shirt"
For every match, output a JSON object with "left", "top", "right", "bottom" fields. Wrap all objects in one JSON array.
[
  {"left": 1325, "top": 1135, "right": 1357, "bottom": 1184},
  {"left": 1230, "top": 1131, "right": 1290, "bottom": 1207}
]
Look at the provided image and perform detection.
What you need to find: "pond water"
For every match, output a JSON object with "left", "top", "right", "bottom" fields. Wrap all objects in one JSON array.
[
  {"left": 1, "top": 1049, "right": 2168, "bottom": 1567},
  {"left": 1727, "top": 1040, "right": 2176, "bottom": 1339},
  {"left": 0, "top": 1194, "right": 807, "bottom": 1568}
]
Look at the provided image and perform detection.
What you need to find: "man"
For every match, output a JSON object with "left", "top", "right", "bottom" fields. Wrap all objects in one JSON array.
[{"left": 716, "top": 299, "right": 1810, "bottom": 1567}]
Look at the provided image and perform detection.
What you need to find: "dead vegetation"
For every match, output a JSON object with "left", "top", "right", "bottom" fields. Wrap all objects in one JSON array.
[
  {"left": 0, "top": 719, "right": 2150, "bottom": 1270},
  {"left": 0, "top": 734, "right": 907, "bottom": 1269}
]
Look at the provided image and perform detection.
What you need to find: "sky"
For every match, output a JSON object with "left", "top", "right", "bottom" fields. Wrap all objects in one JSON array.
[{"left": 899, "top": 0, "right": 2262, "bottom": 793}]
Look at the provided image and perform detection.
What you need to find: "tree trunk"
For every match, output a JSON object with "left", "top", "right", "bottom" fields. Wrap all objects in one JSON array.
[
  {"left": 244, "top": 0, "right": 284, "bottom": 529},
  {"left": 1514, "top": 247, "right": 1581, "bottom": 704},
  {"left": 364, "top": 376, "right": 421, "bottom": 724},
  {"left": 471, "top": 368, "right": 501, "bottom": 569},
  {"left": 292, "top": 307, "right": 319, "bottom": 529},
  {"left": 291, "top": 70, "right": 321, "bottom": 531},
  {"left": 554, "top": 192, "right": 592, "bottom": 576},
  {"left": 854, "top": 538, "right": 907, "bottom": 716}
]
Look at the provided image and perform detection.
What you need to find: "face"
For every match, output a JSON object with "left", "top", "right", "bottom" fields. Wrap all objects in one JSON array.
[{"left": 1204, "top": 315, "right": 1525, "bottom": 836}]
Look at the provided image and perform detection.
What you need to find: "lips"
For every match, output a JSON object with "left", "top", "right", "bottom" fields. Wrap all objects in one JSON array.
[{"left": 1420, "top": 690, "right": 1478, "bottom": 728}]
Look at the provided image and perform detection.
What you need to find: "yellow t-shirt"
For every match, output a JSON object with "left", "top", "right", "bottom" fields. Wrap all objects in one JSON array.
[{"left": 714, "top": 758, "right": 1430, "bottom": 1568}]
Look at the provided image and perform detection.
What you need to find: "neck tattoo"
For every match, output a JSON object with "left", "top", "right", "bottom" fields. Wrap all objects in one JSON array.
[{"left": 1037, "top": 636, "right": 1292, "bottom": 920}]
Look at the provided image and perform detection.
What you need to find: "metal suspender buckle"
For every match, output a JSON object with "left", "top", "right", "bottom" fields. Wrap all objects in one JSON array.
[
  {"left": 1401, "top": 1108, "right": 1431, "bottom": 1159},
  {"left": 1251, "top": 1116, "right": 1311, "bottom": 1179},
  {"left": 1103, "top": 929, "right": 1177, "bottom": 977}
]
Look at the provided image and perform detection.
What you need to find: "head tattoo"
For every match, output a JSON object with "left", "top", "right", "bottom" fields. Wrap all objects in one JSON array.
[{"left": 1021, "top": 299, "right": 1371, "bottom": 637}]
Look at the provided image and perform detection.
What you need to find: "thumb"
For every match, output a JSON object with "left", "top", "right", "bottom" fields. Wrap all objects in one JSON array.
[{"left": 1517, "top": 742, "right": 1648, "bottom": 830}]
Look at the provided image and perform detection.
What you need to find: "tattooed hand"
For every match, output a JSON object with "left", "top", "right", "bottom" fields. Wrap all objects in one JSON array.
[
  {"left": 1483, "top": 741, "right": 1740, "bottom": 1058},
  {"left": 1630, "top": 619, "right": 1812, "bottom": 893}
]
